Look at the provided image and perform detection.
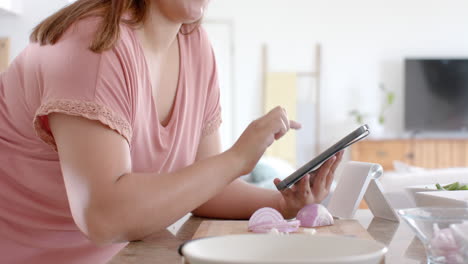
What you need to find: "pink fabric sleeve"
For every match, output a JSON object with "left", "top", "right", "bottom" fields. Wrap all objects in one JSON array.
[
  {"left": 32, "top": 20, "right": 133, "bottom": 150},
  {"left": 200, "top": 31, "right": 222, "bottom": 138}
]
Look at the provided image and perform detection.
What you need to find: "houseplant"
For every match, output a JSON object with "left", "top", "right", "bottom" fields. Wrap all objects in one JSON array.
[{"left": 349, "top": 83, "right": 395, "bottom": 135}]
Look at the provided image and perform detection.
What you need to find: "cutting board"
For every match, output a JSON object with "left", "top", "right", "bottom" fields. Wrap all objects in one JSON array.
[
  {"left": 0, "top": 37, "right": 9, "bottom": 72},
  {"left": 193, "top": 219, "right": 373, "bottom": 240}
]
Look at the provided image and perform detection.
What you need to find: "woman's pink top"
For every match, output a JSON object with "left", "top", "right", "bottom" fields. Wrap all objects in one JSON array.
[{"left": 0, "top": 17, "right": 221, "bottom": 264}]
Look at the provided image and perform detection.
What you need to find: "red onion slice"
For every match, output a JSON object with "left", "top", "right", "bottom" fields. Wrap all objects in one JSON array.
[
  {"left": 248, "top": 207, "right": 284, "bottom": 228},
  {"left": 296, "top": 204, "right": 334, "bottom": 228},
  {"left": 430, "top": 224, "right": 463, "bottom": 263},
  {"left": 248, "top": 207, "right": 300, "bottom": 233},
  {"left": 249, "top": 220, "right": 301, "bottom": 233}
]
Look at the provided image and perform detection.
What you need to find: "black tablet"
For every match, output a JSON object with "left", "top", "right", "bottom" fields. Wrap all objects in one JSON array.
[{"left": 275, "top": 124, "right": 370, "bottom": 191}]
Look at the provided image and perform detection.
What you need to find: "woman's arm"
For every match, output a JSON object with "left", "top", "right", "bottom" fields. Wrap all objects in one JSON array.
[
  {"left": 49, "top": 106, "right": 295, "bottom": 245},
  {"left": 49, "top": 114, "right": 242, "bottom": 245},
  {"left": 192, "top": 129, "right": 344, "bottom": 220},
  {"left": 193, "top": 178, "right": 284, "bottom": 219},
  {"left": 192, "top": 130, "right": 283, "bottom": 219}
]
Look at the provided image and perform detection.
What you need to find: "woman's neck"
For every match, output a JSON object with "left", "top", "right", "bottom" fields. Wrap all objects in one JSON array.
[{"left": 136, "top": 5, "right": 182, "bottom": 56}]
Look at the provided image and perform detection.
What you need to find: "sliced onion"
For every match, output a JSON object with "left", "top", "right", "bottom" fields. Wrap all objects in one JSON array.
[
  {"left": 250, "top": 220, "right": 301, "bottom": 233},
  {"left": 296, "top": 204, "right": 334, "bottom": 228},
  {"left": 248, "top": 207, "right": 284, "bottom": 227},
  {"left": 430, "top": 224, "right": 463, "bottom": 263},
  {"left": 248, "top": 207, "right": 300, "bottom": 233}
]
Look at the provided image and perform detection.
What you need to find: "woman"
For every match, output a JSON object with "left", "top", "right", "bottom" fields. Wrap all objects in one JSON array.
[{"left": 0, "top": 0, "right": 343, "bottom": 263}]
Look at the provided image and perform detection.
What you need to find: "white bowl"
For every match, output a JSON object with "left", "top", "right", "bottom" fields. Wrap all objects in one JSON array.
[
  {"left": 450, "top": 223, "right": 468, "bottom": 261},
  {"left": 405, "top": 184, "right": 441, "bottom": 206},
  {"left": 414, "top": 190, "right": 468, "bottom": 208},
  {"left": 405, "top": 182, "right": 462, "bottom": 206},
  {"left": 405, "top": 183, "right": 440, "bottom": 195},
  {"left": 180, "top": 234, "right": 387, "bottom": 264},
  {"left": 450, "top": 223, "right": 468, "bottom": 244}
]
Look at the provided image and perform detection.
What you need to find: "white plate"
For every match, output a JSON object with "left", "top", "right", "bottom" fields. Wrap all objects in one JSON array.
[
  {"left": 404, "top": 184, "right": 442, "bottom": 205},
  {"left": 405, "top": 183, "right": 467, "bottom": 206},
  {"left": 181, "top": 234, "right": 387, "bottom": 264},
  {"left": 414, "top": 190, "right": 468, "bottom": 208}
]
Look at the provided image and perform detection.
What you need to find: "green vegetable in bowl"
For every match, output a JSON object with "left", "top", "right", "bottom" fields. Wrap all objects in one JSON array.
[{"left": 435, "top": 182, "right": 468, "bottom": 191}]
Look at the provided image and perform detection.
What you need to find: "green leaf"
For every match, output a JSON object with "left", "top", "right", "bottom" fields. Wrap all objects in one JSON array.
[
  {"left": 436, "top": 183, "right": 444, "bottom": 190},
  {"left": 439, "top": 182, "right": 467, "bottom": 191},
  {"left": 449, "top": 182, "right": 460, "bottom": 190},
  {"left": 387, "top": 92, "right": 395, "bottom": 105},
  {"left": 443, "top": 182, "right": 459, "bottom": 189},
  {"left": 378, "top": 115, "right": 385, "bottom": 124},
  {"left": 357, "top": 116, "right": 363, "bottom": 124}
]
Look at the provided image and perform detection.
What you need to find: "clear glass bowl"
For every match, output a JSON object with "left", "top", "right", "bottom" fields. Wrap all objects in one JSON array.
[{"left": 398, "top": 208, "right": 468, "bottom": 264}]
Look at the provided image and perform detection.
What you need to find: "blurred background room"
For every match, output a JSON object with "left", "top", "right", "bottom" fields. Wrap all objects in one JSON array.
[{"left": 2, "top": 0, "right": 468, "bottom": 197}]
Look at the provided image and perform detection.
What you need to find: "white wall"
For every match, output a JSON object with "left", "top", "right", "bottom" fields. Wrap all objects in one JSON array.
[
  {"left": 0, "top": 0, "right": 68, "bottom": 60},
  {"left": 205, "top": 0, "right": 468, "bottom": 156}
]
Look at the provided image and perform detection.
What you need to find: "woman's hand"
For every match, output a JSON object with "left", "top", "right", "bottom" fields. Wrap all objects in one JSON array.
[
  {"left": 274, "top": 150, "right": 344, "bottom": 219},
  {"left": 228, "top": 106, "right": 301, "bottom": 175}
]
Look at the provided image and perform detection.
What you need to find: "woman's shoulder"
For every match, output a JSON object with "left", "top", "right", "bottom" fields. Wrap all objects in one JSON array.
[
  {"left": 21, "top": 17, "right": 139, "bottom": 83},
  {"left": 180, "top": 25, "right": 213, "bottom": 52},
  {"left": 10, "top": 16, "right": 140, "bottom": 106},
  {"left": 27, "top": 16, "right": 137, "bottom": 60},
  {"left": 179, "top": 25, "right": 216, "bottom": 73}
]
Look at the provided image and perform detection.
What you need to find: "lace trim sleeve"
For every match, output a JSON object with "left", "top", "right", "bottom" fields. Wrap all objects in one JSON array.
[
  {"left": 33, "top": 99, "right": 132, "bottom": 151},
  {"left": 201, "top": 109, "right": 222, "bottom": 138}
]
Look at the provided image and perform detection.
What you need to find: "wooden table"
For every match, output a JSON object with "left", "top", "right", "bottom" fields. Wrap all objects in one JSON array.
[{"left": 108, "top": 210, "right": 426, "bottom": 264}]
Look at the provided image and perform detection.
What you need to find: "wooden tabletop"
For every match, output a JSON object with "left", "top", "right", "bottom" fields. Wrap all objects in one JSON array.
[{"left": 108, "top": 210, "right": 426, "bottom": 264}]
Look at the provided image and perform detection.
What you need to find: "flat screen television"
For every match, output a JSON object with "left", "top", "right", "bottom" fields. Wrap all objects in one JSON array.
[{"left": 405, "top": 59, "right": 468, "bottom": 132}]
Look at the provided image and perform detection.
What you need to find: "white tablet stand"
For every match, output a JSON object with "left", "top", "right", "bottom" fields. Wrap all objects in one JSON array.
[{"left": 327, "top": 161, "right": 399, "bottom": 222}]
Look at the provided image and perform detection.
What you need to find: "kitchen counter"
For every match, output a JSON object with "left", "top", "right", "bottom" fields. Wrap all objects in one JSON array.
[{"left": 108, "top": 210, "right": 425, "bottom": 264}]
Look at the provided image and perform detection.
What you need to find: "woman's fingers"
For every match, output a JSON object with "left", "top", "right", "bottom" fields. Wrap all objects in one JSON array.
[
  {"left": 297, "top": 174, "right": 310, "bottom": 195},
  {"left": 289, "top": 120, "right": 302, "bottom": 130},
  {"left": 273, "top": 178, "right": 281, "bottom": 185},
  {"left": 274, "top": 178, "right": 293, "bottom": 197},
  {"left": 303, "top": 174, "right": 312, "bottom": 195},
  {"left": 326, "top": 151, "right": 344, "bottom": 189},
  {"left": 264, "top": 107, "right": 286, "bottom": 140},
  {"left": 273, "top": 152, "right": 343, "bottom": 214},
  {"left": 230, "top": 106, "right": 303, "bottom": 175},
  {"left": 279, "top": 107, "right": 302, "bottom": 132},
  {"left": 313, "top": 156, "right": 336, "bottom": 189},
  {"left": 264, "top": 106, "right": 302, "bottom": 140},
  {"left": 274, "top": 117, "right": 289, "bottom": 140},
  {"left": 275, "top": 108, "right": 290, "bottom": 140},
  {"left": 280, "top": 108, "right": 290, "bottom": 131}
]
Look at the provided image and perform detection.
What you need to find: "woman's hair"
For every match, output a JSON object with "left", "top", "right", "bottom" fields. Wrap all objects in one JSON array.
[
  {"left": 30, "top": 0, "right": 200, "bottom": 53},
  {"left": 30, "top": 0, "right": 146, "bottom": 53}
]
